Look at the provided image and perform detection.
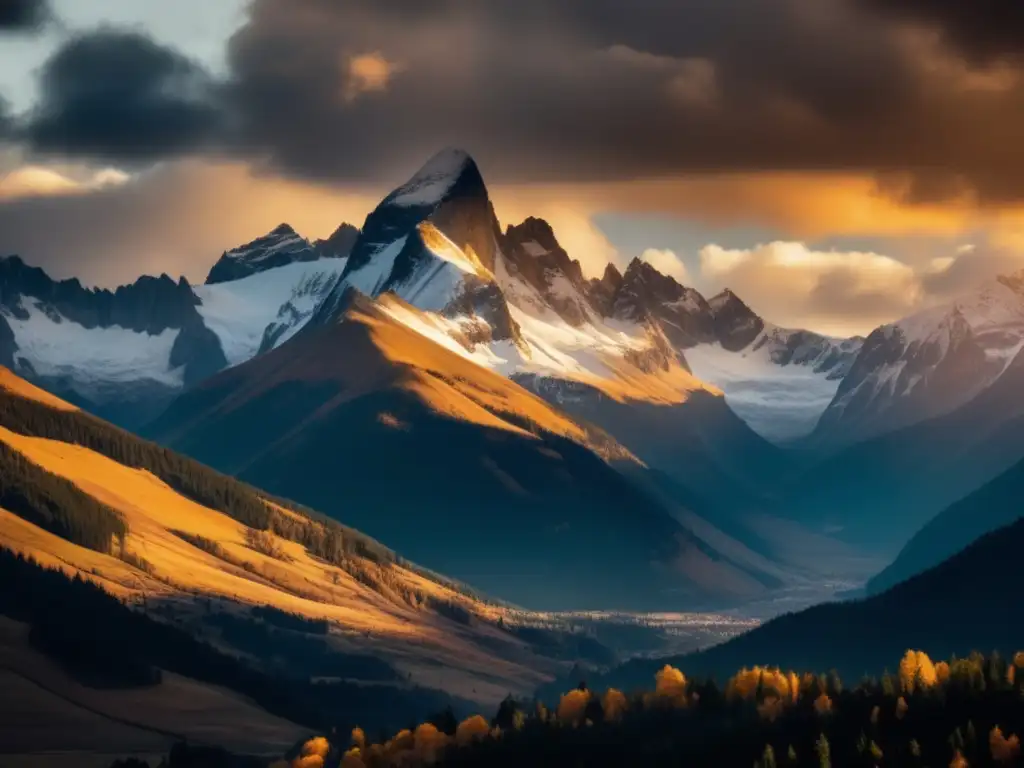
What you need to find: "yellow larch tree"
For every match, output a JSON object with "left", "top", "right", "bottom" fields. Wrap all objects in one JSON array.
[
  {"left": 557, "top": 688, "right": 591, "bottom": 725},
  {"left": 455, "top": 715, "right": 490, "bottom": 746},
  {"left": 990, "top": 726, "right": 1022, "bottom": 764}
]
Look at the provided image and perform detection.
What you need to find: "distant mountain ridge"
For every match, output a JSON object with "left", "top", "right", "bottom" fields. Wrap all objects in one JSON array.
[
  {"left": 11, "top": 149, "right": 1024, "bottom": 454},
  {"left": 302, "top": 149, "right": 861, "bottom": 445},
  {"left": 0, "top": 221, "right": 357, "bottom": 427},
  {"left": 812, "top": 270, "right": 1024, "bottom": 445},
  {"left": 0, "top": 254, "right": 227, "bottom": 425},
  {"left": 766, "top": 270, "right": 1024, "bottom": 565}
]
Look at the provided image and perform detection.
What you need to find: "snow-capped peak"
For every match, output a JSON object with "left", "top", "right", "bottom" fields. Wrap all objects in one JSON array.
[
  {"left": 895, "top": 278, "right": 1024, "bottom": 344},
  {"left": 205, "top": 224, "right": 320, "bottom": 285},
  {"left": 269, "top": 222, "right": 297, "bottom": 237},
  {"left": 386, "top": 147, "right": 478, "bottom": 208},
  {"left": 815, "top": 275, "right": 1024, "bottom": 444}
]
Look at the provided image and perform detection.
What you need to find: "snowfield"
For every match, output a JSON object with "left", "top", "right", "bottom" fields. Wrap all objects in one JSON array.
[
  {"left": 387, "top": 147, "right": 472, "bottom": 207},
  {"left": 194, "top": 258, "right": 347, "bottom": 365},
  {"left": 685, "top": 341, "right": 840, "bottom": 442},
  {"left": 3, "top": 300, "right": 183, "bottom": 392}
]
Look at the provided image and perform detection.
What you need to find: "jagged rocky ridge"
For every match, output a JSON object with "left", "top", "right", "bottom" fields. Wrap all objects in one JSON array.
[
  {"left": 307, "top": 149, "right": 860, "bottom": 441},
  {"left": 205, "top": 222, "right": 358, "bottom": 285}
]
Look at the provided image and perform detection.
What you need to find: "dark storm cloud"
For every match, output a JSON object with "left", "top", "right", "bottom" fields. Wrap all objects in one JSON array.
[
  {"left": 225, "top": 0, "right": 912, "bottom": 180},
  {"left": 0, "top": 0, "right": 51, "bottom": 32},
  {"left": 10, "top": 0, "right": 1024, "bottom": 202},
  {"left": 22, "top": 29, "right": 225, "bottom": 164},
  {"left": 215, "top": 0, "right": 1024, "bottom": 201},
  {"left": 857, "top": 0, "right": 1024, "bottom": 62}
]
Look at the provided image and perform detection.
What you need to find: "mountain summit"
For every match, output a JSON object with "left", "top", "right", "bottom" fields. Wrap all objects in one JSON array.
[
  {"left": 813, "top": 270, "right": 1024, "bottom": 444},
  {"left": 312, "top": 148, "right": 516, "bottom": 343},
  {"left": 205, "top": 220, "right": 359, "bottom": 284}
]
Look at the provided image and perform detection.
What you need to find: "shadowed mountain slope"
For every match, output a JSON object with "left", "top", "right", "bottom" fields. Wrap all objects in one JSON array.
[{"left": 145, "top": 292, "right": 792, "bottom": 612}]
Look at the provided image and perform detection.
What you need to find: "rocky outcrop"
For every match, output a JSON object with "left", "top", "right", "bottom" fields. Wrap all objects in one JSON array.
[
  {"left": 314, "top": 223, "right": 360, "bottom": 259},
  {"left": 608, "top": 259, "right": 716, "bottom": 349},
  {"left": 707, "top": 289, "right": 765, "bottom": 351},
  {"left": 205, "top": 224, "right": 322, "bottom": 285},
  {"left": 170, "top": 315, "right": 229, "bottom": 386},
  {"left": 587, "top": 264, "right": 624, "bottom": 317},
  {"left": 502, "top": 217, "right": 593, "bottom": 326}
]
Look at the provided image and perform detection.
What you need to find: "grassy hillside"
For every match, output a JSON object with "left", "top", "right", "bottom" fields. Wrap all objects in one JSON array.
[
  {"left": 0, "top": 438, "right": 126, "bottom": 552},
  {"left": 0, "top": 368, "right": 397, "bottom": 568}
]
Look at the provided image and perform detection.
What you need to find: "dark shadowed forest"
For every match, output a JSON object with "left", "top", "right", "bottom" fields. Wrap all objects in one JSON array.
[{"left": 117, "top": 650, "right": 1024, "bottom": 767}]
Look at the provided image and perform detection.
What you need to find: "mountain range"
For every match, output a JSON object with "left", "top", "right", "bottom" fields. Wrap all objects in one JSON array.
[{"left": 6, "top": 147, "right": 1024, "bottom": 614}]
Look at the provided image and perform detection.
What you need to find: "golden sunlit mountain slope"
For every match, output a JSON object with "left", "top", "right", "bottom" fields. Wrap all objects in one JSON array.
[
  {"left": 145, "top": 292, "right": 791, "bottom": 611},
  {"left": 2, "top": 367, "right": 630, "bottom": 751}
]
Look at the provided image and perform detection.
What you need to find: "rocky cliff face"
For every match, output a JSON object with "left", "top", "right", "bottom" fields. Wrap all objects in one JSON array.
[
  {"left": 205, "top": 223, "right": 332, "bottom": 285},
  {"left": 0, "top": 314, "right": 15, "bottom": 369},
  {"left": 314, "top": 223, "right": 360, "bottom": 259},
  {"left": 502, "top": 217, "right": 594, "bottom": 327}
]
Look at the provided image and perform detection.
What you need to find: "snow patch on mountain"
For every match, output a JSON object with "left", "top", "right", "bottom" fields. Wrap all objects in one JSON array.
[
  {"left": 373, "top": 253, "right": 696, "bottom": 402},
  {"left": 194, "top": 258, "right": 347, "bottom": 365},
  {"left": 685, "top": 340, "right": 841, "bottom": 441},
  {"left": 520, "top": 241, "right": 548, "bottom": 258},
  {"left": 3, "top": 299, "right": 183, "bottom": 393},
  {"left": 900, "top": 281, "right": 1024, "bottom": 343},
  {"left": 386, "top": 148, "right": 473, "bottom": 208},
  {"left": 343, "top": 237, "right": 409, "bottom": 298},
  {"left": 389, "top": 223, "right": 489, "bottom": 312},
  {"left": 376, "top": 297, "right": 515, "bottom": 370}
]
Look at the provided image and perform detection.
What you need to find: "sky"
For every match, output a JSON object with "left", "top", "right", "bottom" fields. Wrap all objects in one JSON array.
[{"left": 2, "top": 0, "right": 1024, "bottom": 336}]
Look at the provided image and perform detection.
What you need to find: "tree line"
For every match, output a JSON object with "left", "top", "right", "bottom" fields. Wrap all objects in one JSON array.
[
  {"left": 220, "top": 650, "right": 1023, "bottom": 767},
  {"left": 0, "top": 438, "right": 126, "bottom": 552}
]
